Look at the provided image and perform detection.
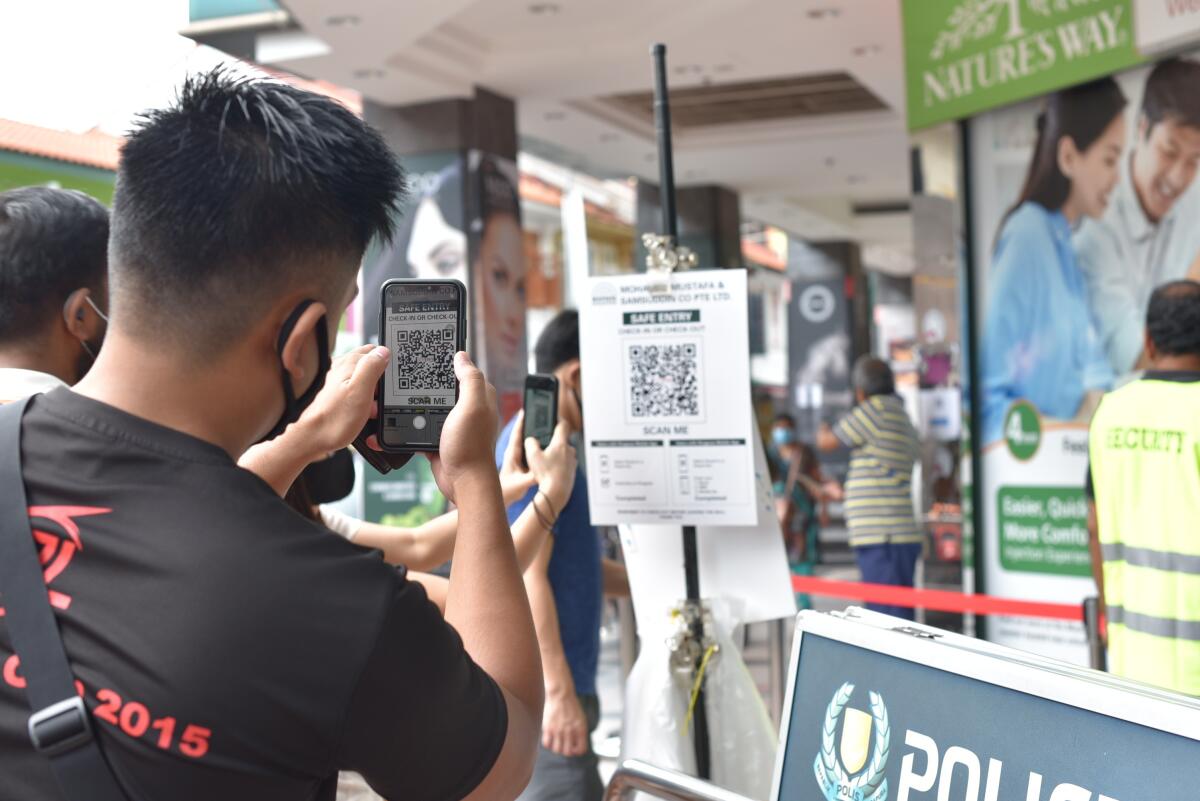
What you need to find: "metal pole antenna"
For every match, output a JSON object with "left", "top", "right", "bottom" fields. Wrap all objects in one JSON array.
[
  {"left": 652, "top": 43, "right": 678, "bottom": 241},
  {"left": 651, "top": 41, "right": 711, "bottom": 781}
]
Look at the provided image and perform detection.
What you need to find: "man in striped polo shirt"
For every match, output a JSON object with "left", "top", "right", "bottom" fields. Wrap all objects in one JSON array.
[{"left": 818, "top": 356, "right": 923, "bottom": 620}]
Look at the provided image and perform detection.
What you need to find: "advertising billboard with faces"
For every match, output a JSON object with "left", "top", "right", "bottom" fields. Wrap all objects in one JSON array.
[{"left": 966, "top": 54, "right": 1200, "bottom": 661}]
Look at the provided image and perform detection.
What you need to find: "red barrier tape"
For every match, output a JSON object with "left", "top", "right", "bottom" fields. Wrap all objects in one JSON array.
[{"left": 791, "top": 575, "right": 1083, "bottom": 621}]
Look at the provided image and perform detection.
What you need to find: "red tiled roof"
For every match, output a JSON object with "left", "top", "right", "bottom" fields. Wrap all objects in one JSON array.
[
  {"left": 518, "top": 173, "right": 630, "bottom": 227},
  {"left": 0, "top": 119, "right": 122, "bottom": 171},
  {"left": 0, "top": 67, "right": 361, "bottom": 175},
  {"left": 520, "top": 173, "right": 563, "bottom": 207}
]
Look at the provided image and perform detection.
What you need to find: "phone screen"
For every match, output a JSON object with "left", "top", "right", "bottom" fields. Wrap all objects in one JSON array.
[
  {"left": 381, "top": 281, "right": 462, "bottom": 450},
  {"left": 524, "top": 386, "right": 556, "bottom": 449},
  {"left": 384, "top": 293, "right": 457, "bottom": 410}
]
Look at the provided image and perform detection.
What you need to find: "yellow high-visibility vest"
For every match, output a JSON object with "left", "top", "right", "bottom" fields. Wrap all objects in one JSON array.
[{"left": 1089, "top": 372, "right": 1200, "bottom": 696}]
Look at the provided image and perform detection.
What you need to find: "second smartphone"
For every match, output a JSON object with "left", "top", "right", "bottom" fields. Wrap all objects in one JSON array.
[
  {"left": 522, "top": 373, "right": 559, "bottom": 467},
  {"left": 377, "top": 278, "right": 467, "bottom": 453}
]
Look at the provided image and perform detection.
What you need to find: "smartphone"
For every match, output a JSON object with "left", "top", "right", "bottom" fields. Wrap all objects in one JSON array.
[
  {"left": 522, "top": 373, "right": 559, "bottom": 467},
  {"left": 377, "top": 278, "right": 467, "bottom": 453}
]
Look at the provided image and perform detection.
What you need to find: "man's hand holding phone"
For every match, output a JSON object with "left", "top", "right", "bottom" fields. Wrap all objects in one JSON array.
[
  {"left": 240, "top": 345, "right": 393, "bottom": 495},
  {"left": 498, "top": 413, "right": 577, "bottom": 511},
  {"left": 498, "top": 411, "right": 538, "bottom": 504},
  {"left": 292, "top": 345, "right": 390, "bottom": 456},
  {"left": 525, "top": 421, "right": 577, "bottom": 516},
  {"left": 427, "top": 352, "right": 499, "bottom": 504}
]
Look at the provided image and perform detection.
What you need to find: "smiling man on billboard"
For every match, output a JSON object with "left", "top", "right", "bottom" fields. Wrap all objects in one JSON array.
[{"left": 1077, "top": 57, "right": 1200, "bottom": 374}]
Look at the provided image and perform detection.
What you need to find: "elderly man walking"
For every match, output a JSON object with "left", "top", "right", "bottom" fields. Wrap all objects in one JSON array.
[{"left": 819, "top": 357, "right": 922, "bottom": 620}]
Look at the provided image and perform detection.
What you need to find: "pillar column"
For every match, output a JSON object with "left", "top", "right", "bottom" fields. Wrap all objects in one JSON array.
[{"left": 786, "top": 239, "right": 868, "bottom": 478}]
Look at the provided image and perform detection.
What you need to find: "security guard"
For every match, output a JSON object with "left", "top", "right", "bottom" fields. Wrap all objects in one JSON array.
[{"left": 1087, "top": 280, "right": 1200, "bottom": 696}]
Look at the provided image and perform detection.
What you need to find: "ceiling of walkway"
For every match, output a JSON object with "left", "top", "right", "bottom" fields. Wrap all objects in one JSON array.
[{"left": 253, "top": 0, "right": 914, "bottom": 254}]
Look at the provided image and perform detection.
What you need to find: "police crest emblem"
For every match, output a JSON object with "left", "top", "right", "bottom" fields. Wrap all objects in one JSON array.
[{"left": 813, "top": 682, "right": 890, "bottom": 801}]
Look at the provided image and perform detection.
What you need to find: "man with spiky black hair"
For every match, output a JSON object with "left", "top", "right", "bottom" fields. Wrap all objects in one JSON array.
[{"left": 0, "top": 70, "right": 542, "bottom": 801}]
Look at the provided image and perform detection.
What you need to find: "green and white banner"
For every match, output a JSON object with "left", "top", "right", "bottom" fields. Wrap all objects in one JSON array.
[
  {"left": 902, "top": 0, "right": 1143, "bottom": 129},
  {"left": 980, "top": 412, "right": 1094, "bottom": 662}
]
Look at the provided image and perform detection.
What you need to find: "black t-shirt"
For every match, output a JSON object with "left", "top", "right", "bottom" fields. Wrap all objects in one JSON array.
[{"left": 0, "top": 389, "right": 506, "bottom": 801}]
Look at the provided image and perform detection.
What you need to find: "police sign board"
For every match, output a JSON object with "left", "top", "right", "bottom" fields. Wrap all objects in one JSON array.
[{"left": 773, "top": 611, "right": 1200, "bottom": 801}]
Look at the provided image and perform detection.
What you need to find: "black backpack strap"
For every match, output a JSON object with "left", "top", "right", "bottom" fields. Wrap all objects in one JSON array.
[{"left": 0, "top": 396, "right": 130, "bottom": 801}]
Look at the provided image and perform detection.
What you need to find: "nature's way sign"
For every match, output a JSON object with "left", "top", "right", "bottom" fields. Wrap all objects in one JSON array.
[{"left": 902, "top": 0, "right": 1143, "bottom": 129}]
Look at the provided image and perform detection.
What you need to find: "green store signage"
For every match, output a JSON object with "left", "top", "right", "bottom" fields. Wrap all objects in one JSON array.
[
  {"left": 902, "top": 0, "right": 1144, "bottom": 130},
  {"left": 996, "top": 486, "right": 1092, "bottom": 576}
]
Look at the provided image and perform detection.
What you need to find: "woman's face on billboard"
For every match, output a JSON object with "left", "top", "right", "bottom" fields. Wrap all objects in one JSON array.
[
  {"left": 406, "top": 196, "right": 467, "bottom": 283},
  {"left": 1063, "top": 112, "right": 1126, "bottom": 221},
  {"left": 479, "top": 212, "right": 526, "bottom": 370}
]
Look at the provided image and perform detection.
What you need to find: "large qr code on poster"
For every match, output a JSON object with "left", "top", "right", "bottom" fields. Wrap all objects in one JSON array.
[
  {"left": 395, "top": 325, "right": 456, "bottom": 391},
  {"left": 626, "top": 342, "right": 703, "bottom": 420}
]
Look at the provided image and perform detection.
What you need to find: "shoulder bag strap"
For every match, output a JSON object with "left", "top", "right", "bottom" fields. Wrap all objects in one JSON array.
[{"left": 0, "top": 396, "right": 131, "bottom": 801}]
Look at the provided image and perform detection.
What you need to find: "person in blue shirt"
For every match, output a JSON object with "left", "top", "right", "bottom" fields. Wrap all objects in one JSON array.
[
  {"left": 494, "top": 309, "right": 629, "bottom": 801},
  {"left": 982, "top": 78, "right": 1127, "bottom": 443}
]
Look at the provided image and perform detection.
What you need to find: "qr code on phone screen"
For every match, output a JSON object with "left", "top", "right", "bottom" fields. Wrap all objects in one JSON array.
[
  {"left": 626, "top": 342, "right": 702, "bottom": 420},
  {"left": 396, "top": 325, "right": 456, "bottom": 390}
]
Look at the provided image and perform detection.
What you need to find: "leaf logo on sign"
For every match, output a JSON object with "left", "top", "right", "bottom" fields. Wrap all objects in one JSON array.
[
  {"left": 930, "top": 0, "right": 1079, "bottom": 59},
  {"left": 813, "top": 682, "right": 891, "bottom": 801}
]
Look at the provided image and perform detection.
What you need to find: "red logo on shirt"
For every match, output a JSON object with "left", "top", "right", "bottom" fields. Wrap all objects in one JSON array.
[{"left": 0, "top": 506, "right": 110, "bottom": 616}]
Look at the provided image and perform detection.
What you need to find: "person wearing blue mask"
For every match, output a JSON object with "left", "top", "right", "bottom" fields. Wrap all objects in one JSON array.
[{"left": 769, "top": 415, "right": 837, "bottom": 584}]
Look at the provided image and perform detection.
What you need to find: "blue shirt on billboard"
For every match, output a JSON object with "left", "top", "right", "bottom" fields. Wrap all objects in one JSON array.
[
  {"left": 981, "top": 202, "right": 1113, "bottom": 443},
  {"left": 495, "top": 416, "right": 602, "bottom": 696}
]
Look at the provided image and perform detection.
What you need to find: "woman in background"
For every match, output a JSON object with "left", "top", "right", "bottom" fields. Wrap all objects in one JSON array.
[
  {"left": 770, "top": 415, "right": 839, "bottom": 608},
  {"left": 981, "top": 78, "right": 1126, "bottom": 442}
]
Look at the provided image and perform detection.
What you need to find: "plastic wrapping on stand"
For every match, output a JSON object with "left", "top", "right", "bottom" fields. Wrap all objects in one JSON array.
[{"left": 620, "top": 598, "right": 777, "bottom": 801}]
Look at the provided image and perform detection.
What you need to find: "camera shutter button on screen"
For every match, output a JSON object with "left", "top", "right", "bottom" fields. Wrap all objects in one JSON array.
[{"left": 413, "top": 415, "right": 427, "bottom": 430}]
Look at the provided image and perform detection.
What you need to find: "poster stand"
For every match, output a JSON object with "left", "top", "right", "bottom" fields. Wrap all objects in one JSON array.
[{"left": 647, "top": 42, "right": 711, "bottom": 780}]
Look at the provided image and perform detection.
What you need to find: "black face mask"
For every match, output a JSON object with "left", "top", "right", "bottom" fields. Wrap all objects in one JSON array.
[{"left": 261, "top": 300, "right": 331, "bottom": 443}]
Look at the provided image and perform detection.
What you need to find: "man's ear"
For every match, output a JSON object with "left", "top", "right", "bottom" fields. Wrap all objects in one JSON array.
[
  {"left": 62, "top": 288, "right": 96, "bottom": 342},
  {"left": 279, "top": 301, "right": 328, "bottom": 385},
  {"left": 564, "top": 359, "right": 582, "bottom": 392}
]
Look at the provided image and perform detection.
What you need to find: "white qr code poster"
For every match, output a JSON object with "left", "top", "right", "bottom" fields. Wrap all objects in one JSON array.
[{"left": 580, "top": 269, "right": 757, "bottom": 527}]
